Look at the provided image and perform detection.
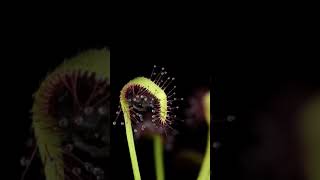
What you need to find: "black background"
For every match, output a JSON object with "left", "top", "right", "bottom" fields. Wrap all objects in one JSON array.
[
  {"left": 3, "top": 14, "right": 319, "bottom": 180},
  {"left": 5, "top": 25, "right": 212, "bottom": 179}
]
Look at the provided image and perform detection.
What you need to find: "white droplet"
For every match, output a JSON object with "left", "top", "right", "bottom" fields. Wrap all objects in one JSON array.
[
  {"left": 113, "top": 121, "right": 116, "bottom": 125},
  {"left": 20, "top": 157, "right": 30, "bottom": 166},
  {"left": 84, "top": 162, "right": 93, "bottom": 171},
  {"left": 72, "top": 167, "right": 81, "bottom": 175},
  {"left": 227, "top": 115, "right": 236, "bottom": 122},
  {"left": 212, "top": 142, "right": 221, "bottom": 149},
  {"left": 58, "top": 118, "right": 68, "bottom": 128},
  {"left": 120, "top": 122, "right": 124, "bottom": 126},
  {"left": 98, "top": 106, "right": 107, "bottom": 115},
  {"left": 92, "top": 167, "right": 103, "bottom": 175},
  {"left": 74, "top": 116, "right": 83, "bottom": 125},
  {"left": 134, "top": 129, "right": 138, "bottom": 133},
  {"left": 84, "top": 106, "right": 94, "bottom": 115}
]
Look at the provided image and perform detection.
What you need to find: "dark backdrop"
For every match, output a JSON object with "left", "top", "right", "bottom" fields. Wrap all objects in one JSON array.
[{"left": 4, "top": 18, "right": 319, "bottom": 180}]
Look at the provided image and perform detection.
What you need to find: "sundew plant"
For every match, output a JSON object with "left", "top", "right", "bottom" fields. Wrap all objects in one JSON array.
[
  {"left": 116, "top": 65, "right": 210, "bottom": 180},
  {"left": 22, "top": 48, "right": 110, "bottom": 180}
]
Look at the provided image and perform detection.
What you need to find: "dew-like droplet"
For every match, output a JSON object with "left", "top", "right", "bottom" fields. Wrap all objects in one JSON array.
[
  {"left": 72, "top": 167, "right": 81, "bottom": 175},
  {"left": 94, "top": 133, "right": 99, "bottom": 138},
  {"left": 84, "top": 106, "right": 94, "bottom": 115},
  {"left": 227, "top": 115, "right": 236, "bottom": 122},
  {"left": 74, "top": 116, "right": 84, "bottom": 125},
  {"left": 212, "top": 142, "right": 221, "bottom": 149},
  {"left": 84, "top": 162, "right": 93, "bottom": 171},
  {"left": 58, "top": 118, "right": 68, "bottom": 128},
  {"left": 98, "top": 106, "right": 107, "bottom": 115},
  {"left": 20, "top": 157, "right": 30, "bottom": 166},
  {"left": 92, "top": 167, "right": 104, "bottom": 176}
]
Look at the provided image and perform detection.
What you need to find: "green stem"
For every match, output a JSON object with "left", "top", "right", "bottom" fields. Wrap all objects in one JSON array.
[
  {"left": 124, "top": 116, "right": 141, "bottom": 180},
  {"left": 197, "top": 131, "right": 210, "bottom": 180},
  {"left": 154, "top": 135, "right": 165, "bottom": 180}
]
